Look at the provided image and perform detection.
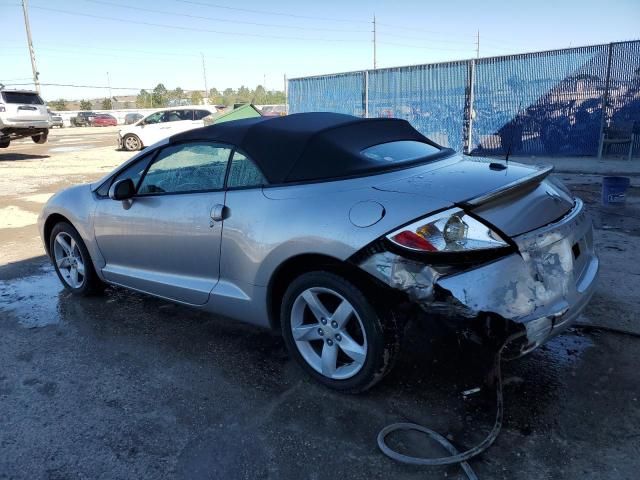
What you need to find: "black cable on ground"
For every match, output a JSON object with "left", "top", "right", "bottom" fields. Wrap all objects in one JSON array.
[
  {"left": 377, "top": 324, "right": 640, "bottom": 479},
  {"left": 377, "top": 334, "right": 517, "bottom": 480}
]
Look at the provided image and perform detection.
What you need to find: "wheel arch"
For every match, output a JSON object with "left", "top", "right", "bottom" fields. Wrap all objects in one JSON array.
[
  {"left": 266, "top": 253, "right": 393, "bottom": 331},
  {"left": 43, "top": 213, "right": 73, "bottom": 257}
]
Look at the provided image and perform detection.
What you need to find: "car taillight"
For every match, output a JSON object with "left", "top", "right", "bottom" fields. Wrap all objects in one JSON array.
[{"left": 387, "top": 208, "right": 509, "bottom": 253}]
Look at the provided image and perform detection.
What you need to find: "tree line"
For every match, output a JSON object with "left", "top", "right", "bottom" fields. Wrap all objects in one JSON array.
[
  {"left": 46, "top": 84, "right": 285, "bottom": 111},
  {"left": 135, "top": 84, "right": 286, "bottom": 108}
]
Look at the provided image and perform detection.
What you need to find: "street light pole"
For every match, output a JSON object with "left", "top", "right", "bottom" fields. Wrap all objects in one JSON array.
[{"left": 21, "top": 0, "right": 40, "bottom": 93}]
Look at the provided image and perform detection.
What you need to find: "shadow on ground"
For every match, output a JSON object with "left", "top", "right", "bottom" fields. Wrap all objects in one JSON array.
[{"left": 0, "top": 153, "right": 50, "bottom": 161}]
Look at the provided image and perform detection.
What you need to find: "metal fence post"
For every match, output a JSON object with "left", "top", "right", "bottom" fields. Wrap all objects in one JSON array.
[
  {"left": 597, "top": 43, "right": 614, "bottom": 158},
  {"left": 364, "top": 70, "right": 369, "bottom": 118},
  {"left": 463, "top": 59, "right": 476, "bottom": 154}
]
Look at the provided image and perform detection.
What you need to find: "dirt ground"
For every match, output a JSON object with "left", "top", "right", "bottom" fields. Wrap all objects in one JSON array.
[{"left": 1, "top": 131, "right": 639, "bottom": 479}]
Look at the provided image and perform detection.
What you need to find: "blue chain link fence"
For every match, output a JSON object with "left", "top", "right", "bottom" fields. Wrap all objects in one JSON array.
[{"left": 288, "top": 40, "right": 640, "bottom": 157}]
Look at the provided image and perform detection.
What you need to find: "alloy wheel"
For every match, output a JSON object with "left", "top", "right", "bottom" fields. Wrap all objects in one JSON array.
[
  {"left": 53, "top": 232, "right": 86, "bottom": 289},
  {"left": 124, "top": 135, "right": 140, "bottom": 150},
  {"left": 290, "top": 287, "right": 368, "bottom": 380}
]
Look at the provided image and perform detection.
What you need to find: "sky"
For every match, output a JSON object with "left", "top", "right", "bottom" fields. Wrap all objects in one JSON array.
[{"left": 1, "top": 0, "right": 639, "bottom": 101}]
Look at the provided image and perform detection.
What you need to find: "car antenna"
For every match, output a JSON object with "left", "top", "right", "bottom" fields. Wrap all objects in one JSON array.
[{"left": 504, "top": 101, "right": 522, "bottom": 166}]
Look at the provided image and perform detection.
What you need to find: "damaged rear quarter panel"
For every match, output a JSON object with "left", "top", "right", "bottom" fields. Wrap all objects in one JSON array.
[{"left": 358, "top": 199, "right": 598, "bottom": 342}]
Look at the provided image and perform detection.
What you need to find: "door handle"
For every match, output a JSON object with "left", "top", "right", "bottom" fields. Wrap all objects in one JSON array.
[{"left": 210, "top": 204, "right": 229, "bottom": 226}]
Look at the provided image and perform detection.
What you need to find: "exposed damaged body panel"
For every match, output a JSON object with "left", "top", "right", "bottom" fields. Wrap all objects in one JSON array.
[{"left": 358, "top": 199, "right": 599, "bottom": 357}]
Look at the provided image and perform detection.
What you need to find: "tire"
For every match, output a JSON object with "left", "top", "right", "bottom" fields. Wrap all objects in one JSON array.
[
  {"left": 49, "top": 222, "right": 104, "bottom": 296},
  {"left": 32, "top": 130, "right": 48, "bottom": 144},
  {"left": 0, "top": 139, "right": 9, "bottom": 148},
  {"left": 122, "top": 134, "right": 142, "bottom": 151},
  {"left": 281, "top": 271, "right": 400, "bottom": 393}
]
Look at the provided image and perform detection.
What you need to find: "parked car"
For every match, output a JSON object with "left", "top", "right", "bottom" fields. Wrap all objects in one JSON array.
[
  {"left": 260, "top": 104, "right": 286, "bottom": 117},
  {"left": 124, "top": 112, "right": 143, "bottom": 125},
  {"left": 117, "top": 107, "right": 216, "bottom": 151},
  {"left": 91, "top": 113, "right": 117, "bottom": 127},
  {"left": 0, "top": 87, "right": 49, "bottom": 148},
  {"left": 39, "top": 113, "right": 598, "bottom": 392},
  {"left": 70, "top": 111, "right": 96, "bottom": 127},
  {"left": 48, "top": 111, "right": 64, "bottom": 128}
]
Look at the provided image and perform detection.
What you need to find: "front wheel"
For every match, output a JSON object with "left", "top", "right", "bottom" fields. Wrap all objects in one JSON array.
[
  {"left": 49, "top": 222, "right": 104, "bottom": 295},
  {"left": 122, "top": 134, "right": 142, "bottom": 151},
  {"left": 281, "top": 271, "right": 400, "bottom": 393}
]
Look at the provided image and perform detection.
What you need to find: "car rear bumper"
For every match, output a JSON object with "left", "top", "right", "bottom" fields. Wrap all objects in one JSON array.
[
  {"left": 1, "top": 120, "right": 50, "bottom": 130},
  {"left": 357, "top": 198, "right": 599, "bottom": 356}
]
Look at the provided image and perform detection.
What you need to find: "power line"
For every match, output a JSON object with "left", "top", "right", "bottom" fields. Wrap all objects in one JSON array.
[
  {"left": 29, "top": 5, "right": 369, "bottom": 43},
  {"left": 2, "top": 82, "right": 153, "bottom": 90},
  {"left": 377, "top": 41, "right": 474, "bottom": 52},
  {"left": 376, "top": 30, "right": 475, "bottom": 46},
  {"left": 83, "top": 0, "right": 369, "bottom": 33},
  {"left": 174, "top": 0, "right": 370, "bottom": 24}
]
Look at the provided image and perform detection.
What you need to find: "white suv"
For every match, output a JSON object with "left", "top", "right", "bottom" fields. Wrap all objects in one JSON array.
[
  {"left": 117, "top": 107, "right": 216, "bottom": 151},
  {"left": 0, "top": 88, "right": 50, "bottom": 148}
]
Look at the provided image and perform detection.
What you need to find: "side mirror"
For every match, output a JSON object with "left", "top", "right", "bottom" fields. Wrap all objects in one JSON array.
[{"left": 109, "top": 178, "right": 135, "bottom": 201}]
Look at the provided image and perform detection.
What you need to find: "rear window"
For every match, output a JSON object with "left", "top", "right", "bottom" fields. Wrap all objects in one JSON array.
[
  {"left": 361, "top": 141, "right": 441, "bottom": 163},
  {"left": 2, "top": 91, "right": 44, "bottom": 105}
]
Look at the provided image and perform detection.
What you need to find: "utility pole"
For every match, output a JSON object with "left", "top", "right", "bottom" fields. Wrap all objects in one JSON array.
[
  {"left": 372, "top": 15, "right": 377, "bottom": 70},
  {"left": 476, "top": 30, "right": 480, "bottom": 59},
  {"left": 21, "top": 0, "right": 40, "bottom": 93},
  {"left": 284, "top": 74, "right": 288, "bottom": 113},
  {"left": 106, "top": 71, "right": 112, "bottom": 101},
  {"left": 201, "top": 53, "right": 208, "bottom": 105}
]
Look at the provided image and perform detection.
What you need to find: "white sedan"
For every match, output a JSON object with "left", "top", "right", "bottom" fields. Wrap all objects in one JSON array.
[{"left": 117, "top": 107, "right": 216, "bottom": 151}]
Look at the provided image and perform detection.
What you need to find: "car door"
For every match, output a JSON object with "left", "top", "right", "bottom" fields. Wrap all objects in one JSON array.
[
  {"left": 136, "top": 111, "right": 164, "bottom": 145},
  {"left": 93, "top": 141, "right": 232, "bottom": 305}
]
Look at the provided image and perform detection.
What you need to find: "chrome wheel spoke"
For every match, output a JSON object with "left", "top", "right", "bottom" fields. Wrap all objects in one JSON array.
[
  {"left": 70, "top": 267, "right": 79, "bottom": 287},
  {"left": 337, "top": 333, "right": 366, "bottom": 364},
  {"left": 331, "top": 299, "right": 353, "bottom": 329},
  {"left": 56, "top": 235, "right": 72, "bottom": 255},
  {"left": 321, "top": 343, "right": 338, "bottom": 377},
  {"left": 291, "top": 324, "right": 323, "bottom": 341},
  {"left": 57, "top": 256, "right": 70, "bottom": 268},
  {"left": 75, "top": 258, "right": 85, "bottom": 276},
  {"left": 302, "top": 290, "right": 330, "bottom": 322}
]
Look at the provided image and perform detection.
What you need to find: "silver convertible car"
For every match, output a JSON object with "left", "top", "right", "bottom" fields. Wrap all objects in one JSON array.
[{"left": 39, "top": 113, "right": 598, "bottom": 392}]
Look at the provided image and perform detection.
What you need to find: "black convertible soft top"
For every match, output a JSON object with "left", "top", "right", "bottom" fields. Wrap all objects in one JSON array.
[{"left": 171, "top": 112, "right": 447, "bottom": 184}]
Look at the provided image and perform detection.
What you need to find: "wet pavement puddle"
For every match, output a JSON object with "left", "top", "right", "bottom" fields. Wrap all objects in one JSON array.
[{"left": 0, "top": 265, "right": 66, "bottom": 328}]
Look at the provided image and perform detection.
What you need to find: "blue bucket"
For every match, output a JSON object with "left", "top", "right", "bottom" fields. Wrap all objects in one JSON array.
[{"left": 602, "top": 176, "right": 630, "bottom": 205}]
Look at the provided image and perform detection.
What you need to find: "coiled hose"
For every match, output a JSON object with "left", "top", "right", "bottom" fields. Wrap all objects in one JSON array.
[{"left": 377, "top": 325, "right": 640, "bottom": 479}]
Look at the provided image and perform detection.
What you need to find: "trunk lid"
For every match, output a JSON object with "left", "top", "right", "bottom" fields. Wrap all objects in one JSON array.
[{"left": 374, "top": 155, "right": 574, "bottom": 236}]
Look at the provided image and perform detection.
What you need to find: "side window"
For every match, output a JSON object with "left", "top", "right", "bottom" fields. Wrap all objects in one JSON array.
[
  {"left": 137, "top": 143, "right": 231, "bottom": 195},
  {"left": 96, "top": 155, "right": 152, "bottom": 197},
  {"left": 194, "top": 110, "right": 211, "bottom": 120},
  {"left": 161, "top": 110, "right": 191, "bottom": 122},
  {"left": 144, "top": 112, "right": 163, "bottom": 124},
  {"left": 227, "top": 151, "right": 267, "bottom": 188}
]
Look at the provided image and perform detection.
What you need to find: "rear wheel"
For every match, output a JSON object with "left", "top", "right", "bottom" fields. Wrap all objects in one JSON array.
[
  {"left": 281, "top": 271, "right": 400, "bottom": 392},
  {"left": 50, "top": 222, "right": 104, "bottom": 295},
  {"left": 123, "top": 134, "right": 142, "bottom": 151},
  {"left": 32, "top": 130, "right": 48, "bottom": 144},
  {"left": 0, "top": 139, "right": 9, "bottom": 148}
]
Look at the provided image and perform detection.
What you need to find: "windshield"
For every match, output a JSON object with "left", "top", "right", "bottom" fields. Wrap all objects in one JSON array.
[{"left": 2, "top": 91, "right": 45, "bottom": 105}]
